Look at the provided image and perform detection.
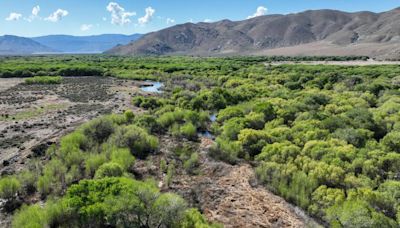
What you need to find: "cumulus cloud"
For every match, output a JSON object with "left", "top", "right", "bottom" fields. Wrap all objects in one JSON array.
[
  {"left": 45, "top": 9, "right": 69, "bottom": 22},
  {"left": 26, "top": 5, "right": 41, "bottom": 22},
  {"left": 138, "top": 7, "right": 155, "bottom": 25},
  {"left": 166, "top": 18, "right": 175, "bottom": 25},
  {"left": 5, "top": 12, "right": 22, "bottom": 21},
  {"left": 80, "top": 24, "right": 93, "bottom": 31},
  {"left": 204, "top": 19, "right": 213, "bottom": 23},
  {"left": 247, "top": 6, "right": 268, "bottom": 19},
  {"left": 32, "top": 5, "right": 40, "bottom": 17},
  {"left": 106, "top": 2, "right": 136, "bottom": 26}
]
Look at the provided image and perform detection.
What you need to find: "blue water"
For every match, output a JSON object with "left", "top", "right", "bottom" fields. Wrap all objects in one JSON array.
[
  {"left": 140, "top": 82, "right": 163, "bottom": 93},
  {"left": 210, "top": 113, "right": 217, "bottom": 122},
  {"left": 199, "top": 114, "right": 217, "bottom": 138}
]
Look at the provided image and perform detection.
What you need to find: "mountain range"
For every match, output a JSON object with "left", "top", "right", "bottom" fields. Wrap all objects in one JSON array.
[
  {"left": 107, "top": 8, "right": 400, "bottom": 59},
  {"left": 32, "top": 34, "right": 142, "bottom": 53},
  {"left": 0, "top": 34, "right": 142, "bottom": 55},
  {"left": 0, "top": 35, "right": 55, "bottom": 55}
]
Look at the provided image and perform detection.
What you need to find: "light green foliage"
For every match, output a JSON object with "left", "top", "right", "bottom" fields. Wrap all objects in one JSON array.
[
  {"left": 25, "top": 76, "right": 62, "bottom": 84},
  {"left": 85, "top": 153, "right": 108, "bottom": 177},
  {"left": 382, "top": 131, "right": 400, "bottom": 153},
  {"left": 94, "top": 162, "right": 124, "bottom": 178},
  {"left": 12, "top": 205, "right": 48, "bottom": 228},
  {"left": 238, "top": 129, "right": 271, "bottom": 157},
  {"left": 326, "top": 200, "right": 398, "bottom": 228},
  {"left": 109, "top": 125, "right": 159, "bottom": 159},
  {"left": 111, "top": 148, "right": 135, "bottom": 170},
  {"left": 0, "top": 176, "right": 21, "bottom": 200}
]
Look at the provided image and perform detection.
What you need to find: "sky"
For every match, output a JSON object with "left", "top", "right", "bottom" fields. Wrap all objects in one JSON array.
[{"left": 0, "top": 0, "right": 399, "bottom": 37}]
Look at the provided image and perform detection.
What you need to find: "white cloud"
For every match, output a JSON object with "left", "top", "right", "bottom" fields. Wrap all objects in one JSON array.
[
  {"left": 5, "top": 12, "right": 22, "bottom": 21},
  {"left": 106, "top": 2, "right": 135, "bottom": 26},
  {"left": 138, "top": 7, "right": 155, "bottom": 25},
  {"left": 247, "top": 6, "right": 268, "bottom": 19},
  {"left": 80, "top": 24, "right": 93, "bottom": 31},
  {"left": 204, "top": 19, "right": 213, "bottom": 23},
  {"left": 45, "top": 9, "right": 68, "bottom": 22},
  {"left": 25, "top": 5, "right": 41, "bottom": 22},
  {"left": 166, "top": 18, "right": 175, "bottom": 25},
  {"left": 32, "top": 5, "right": 40, "bottom": 17}
]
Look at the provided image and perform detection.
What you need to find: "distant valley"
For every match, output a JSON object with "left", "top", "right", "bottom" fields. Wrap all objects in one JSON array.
[{"left": 0, "top": 34, "right": 142, "bottom": 55}]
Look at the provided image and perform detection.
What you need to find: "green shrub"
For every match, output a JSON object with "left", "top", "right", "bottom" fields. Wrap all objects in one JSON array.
[
  {"left": 82, "top": 117, "right": 115, "bottom": 144},
  {"left": 12, "top": 204, "right": 47, "bottom": 228},
  {"left": 179, "top": 122, "right": 198, "bottom": 140},
  {"left": 85, "top": 153, "right": 108, "bottom": 177},
  {"left": 111, "top": 148, "right": 135, "bottom": 170},
  {"left": 94, "top": 162, "right": 124, "bottom": 178},
  {"left": 184, "top": 152, "right": 200, "bottom": 175},
  {"left": 382, "top": 131, "right": 400, "bottom": 153},
  {"left": 0, "top": 176, "right": 21, "bottom": 200},
  {"left": 109, "top": 125, "right": 159, "bottom": 159},
  {"left": 25, "top": 76, "right": 62, "bottom": 84},
  {"left": 210, "top": 137, "right": 242, "bottom": 164}
]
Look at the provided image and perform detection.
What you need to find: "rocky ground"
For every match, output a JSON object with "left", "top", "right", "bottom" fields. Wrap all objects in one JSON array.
[{"left": 0, "top": 76, "right": 146, "bottom": 175}]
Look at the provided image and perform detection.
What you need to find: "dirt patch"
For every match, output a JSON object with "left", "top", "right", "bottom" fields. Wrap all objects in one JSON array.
[
  {"left": 134, "top": 137, "right": 320, "bottom": 228},
  {"left": 0, "top": 77, "right": 146, "bottom": 175}
]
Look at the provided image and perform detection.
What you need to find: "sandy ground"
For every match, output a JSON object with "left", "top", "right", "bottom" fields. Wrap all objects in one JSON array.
[
  {"left": 252, "top": 41, "right": 400, "bottom": 60},
  {"left": 267, "top": 59, "right": 400, "bottom": 66}
]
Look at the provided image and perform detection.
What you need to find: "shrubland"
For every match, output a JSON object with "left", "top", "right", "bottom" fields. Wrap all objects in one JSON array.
[{"left": 0, "top": 55, "right": 400, "bottom": 227}]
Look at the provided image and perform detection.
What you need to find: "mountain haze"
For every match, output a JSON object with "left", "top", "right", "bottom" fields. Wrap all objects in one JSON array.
[
  {"left": 0, "top": 35, "right": 56, "bottom": 55},
  {"left": 107, "top": 8, "right": 400, "bottom": 59},
  {"left": 32, "top": 34, "right": 142, "bottom": 53}
]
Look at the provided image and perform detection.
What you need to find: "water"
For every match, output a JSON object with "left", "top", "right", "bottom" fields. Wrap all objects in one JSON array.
[
  {"left": 199, "top": 113, "right": 217, "bottom": 139},
  {"left": 140, "top": 81, "right": 164, "bottom": 93},
  {"left": 210, "top": 113, "right": 217, "bottom": 122}
]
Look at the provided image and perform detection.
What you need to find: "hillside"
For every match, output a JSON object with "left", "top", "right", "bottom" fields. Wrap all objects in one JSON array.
[
  {"left": 0, "top": 35, "right": 56, "bottom": 55},
  {"left": 107, "top": 8, "right": 400, "bottom": 59},
  {"left": 32, "top": 34, "right": 142, "bottom": 53}
]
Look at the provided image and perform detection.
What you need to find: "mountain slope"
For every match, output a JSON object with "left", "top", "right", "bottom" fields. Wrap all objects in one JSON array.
[
  {"left": 0, "top": 35, "right": 56, "bottom": 55},
  {"left": 107, "top": 8, "right": 400, "bottom": 59},
  {"left": 33, "top": 34, "right": 142, "bottom": 53}
]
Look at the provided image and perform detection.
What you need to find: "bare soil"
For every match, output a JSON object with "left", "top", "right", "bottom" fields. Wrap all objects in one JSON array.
[{"left": 0, "top": 77, "right": 146, "bottom": 175}]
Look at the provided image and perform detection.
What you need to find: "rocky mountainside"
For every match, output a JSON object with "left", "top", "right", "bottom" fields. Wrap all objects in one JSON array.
[
  {"left": 107, "top": 8, "right": 400, "bottom": 59},
  {"left": 32, "top": 34, "right": 142, "bottom": 53},
  {"left": 0, "top": 35, "right": 55, "bottom": 55}
]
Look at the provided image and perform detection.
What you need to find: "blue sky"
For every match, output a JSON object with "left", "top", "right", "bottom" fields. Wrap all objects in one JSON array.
[{"left": 1, "top": 0, "right": 399, "bottom": 37}]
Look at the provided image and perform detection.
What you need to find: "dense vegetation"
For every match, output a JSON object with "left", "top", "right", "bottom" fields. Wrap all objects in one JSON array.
[{"left": 1, "top": 55, "right": 400, "bottom": 227}]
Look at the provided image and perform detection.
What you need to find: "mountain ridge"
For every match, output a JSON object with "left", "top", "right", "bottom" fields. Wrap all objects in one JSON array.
[
  {"left": 32, "top": 34, "right": 142, "bottom": 53},
  {"left": 0, "top": 35, "right": 56, "bottom": 55},
  {"left": 106, "top": 8, "right": 400, "bottom": 59}
]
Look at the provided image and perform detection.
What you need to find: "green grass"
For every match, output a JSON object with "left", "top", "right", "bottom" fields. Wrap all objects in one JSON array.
[{"left": 25, "top": 76, "right": 62, "bottom": 85}]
